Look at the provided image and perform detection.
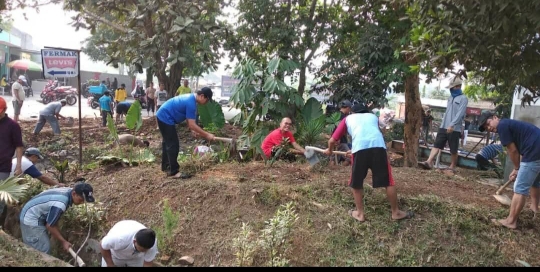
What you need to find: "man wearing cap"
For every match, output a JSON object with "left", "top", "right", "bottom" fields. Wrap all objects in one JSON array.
[
  {"left": 478, "top": 112, "right": 540, "bottom": 229},
  {"left": 100, "top": 220, "right": 158, "bottom": 267},
  {"left": 0, "top": 96, "right": 24, "bottom": 224},
  {"left": 156, "top": 87, "right": 216, "bottom": 179},
  {"left": 324, "top": 103, "right": 414, "bottom": 222},
  {"left": 11, "top": 75, "right": 27, "bottom": 123},
  {"left": 10, "top": 147, "right": 65, "bottom": 187},
  {"left": 332, "top": 100, "right": 352, "bottom": 165},
  {"left": 33, "top": 99, "right": 68, "bottom": 135},
  {"left": 99, "top": 90, "right": 114, "bottom": 127},
  {"left": 418, "top": 77, "right": 468, "bottom": 173},
  {"left": 19, "top": 181, "right": 95, "bottom": 253}
]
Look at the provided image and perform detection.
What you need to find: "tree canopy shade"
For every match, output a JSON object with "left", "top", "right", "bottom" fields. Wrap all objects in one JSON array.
[
  {"left": 403, "top": 0, "right": 540, "bottom": 105},
  {"left": 64, "top": 0, "right": 231, "bottom": 97}
]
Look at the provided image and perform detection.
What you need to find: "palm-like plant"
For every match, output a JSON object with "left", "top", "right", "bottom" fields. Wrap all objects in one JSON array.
[{"left": 0, "top": 176, "right": 29, "bottom": 205}]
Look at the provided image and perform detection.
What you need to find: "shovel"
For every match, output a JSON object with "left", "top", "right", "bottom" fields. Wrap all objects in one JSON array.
[
  {"left": 304, "top": 146, "right": 348, "bottom": 166},
  {"left": 68, "top": 247, "right": 86, "bottom": 267},
  {"left": 213, "top": 136, "right": 237, "bottom": 155},
  {"left": 493, "top": 178, "right": 514, "bottom": 206}
]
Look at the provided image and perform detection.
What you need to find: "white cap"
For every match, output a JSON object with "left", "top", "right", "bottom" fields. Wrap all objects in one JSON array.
[
  {"left": 445, "top": 77, "right": 463, "bottom": 89},
  {"left": 18, "top": 75, "right": 27, "bottom": 82}
]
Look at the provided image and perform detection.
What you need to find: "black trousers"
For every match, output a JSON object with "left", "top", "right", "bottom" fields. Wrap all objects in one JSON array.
[
  {"left": 157, "top": 118, "right": 180, "bottom": 175},
  {"left": 101, "top": 110, "right": 112, "bottom": 127}
]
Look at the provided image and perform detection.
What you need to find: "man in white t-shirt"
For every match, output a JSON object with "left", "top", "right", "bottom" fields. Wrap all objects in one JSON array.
[
  {"left": 10, "top": 147, "right": 65, "bottom": 187},
  {"left": 100, "top": 220, "right": 158, "bottom": 267},
  {"left": 155, "top": 83, "right": 168, "bottom": 111},
  {"left": 11, "top": 75, "right": 26, "bottom": 123}
]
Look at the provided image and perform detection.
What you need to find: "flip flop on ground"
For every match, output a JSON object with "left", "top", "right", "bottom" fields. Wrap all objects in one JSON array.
[
  {"left": 392, "top": 210, "right": 414, "bottom": 221},
  {"left": 417, "top": 161, "right": 433, "bottom": 170},
  {"left": 348, "top": 209, "right": 366, "bottom": 223}
]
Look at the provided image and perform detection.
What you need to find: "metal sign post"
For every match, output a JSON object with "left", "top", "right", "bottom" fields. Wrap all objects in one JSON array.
[{"left": 41, "top": 47, "right": 83, "bottom": 167}]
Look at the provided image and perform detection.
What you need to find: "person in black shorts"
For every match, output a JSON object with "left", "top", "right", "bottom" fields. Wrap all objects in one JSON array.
[
  {"left": 115, "top": 101, "right": 132, "bottom": 123},
  {"left": 324, "top": 103, "right": 414, "bottom": 223},
  {"left": 418, "top": 77, "right": 468, "bottom": 173}
]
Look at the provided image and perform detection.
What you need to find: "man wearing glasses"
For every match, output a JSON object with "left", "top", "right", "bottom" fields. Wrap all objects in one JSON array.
[{"left": 261, "top": 117, "right": 306, "bottom": 161}]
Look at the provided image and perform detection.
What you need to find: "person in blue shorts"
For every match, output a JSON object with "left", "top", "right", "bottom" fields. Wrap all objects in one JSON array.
[
  {"left": 479, "top": 112, "right": 540, "bottom": 229},
  {"left": 156, "top": 87, "right": 216, "bottom": 179}
]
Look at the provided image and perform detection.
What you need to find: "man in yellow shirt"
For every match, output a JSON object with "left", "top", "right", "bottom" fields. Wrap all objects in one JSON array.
[
  {"left": 115, "top": 83, "right": 127, "bottom": 103},
  {"left": 175, "top": 79, "right": 191, "bottom": 96}
]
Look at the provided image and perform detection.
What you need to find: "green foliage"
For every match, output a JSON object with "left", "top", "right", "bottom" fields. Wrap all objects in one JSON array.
[
  {"left": 226, "top": 0, "right": 342, "bottom": 95},
  {"left": 0, "top": 176, "right": 28, "bottom": 205},
  {"left": 325, "top": 112, "right": 342, "bottom": 135},
  {"left": 404, "top": 0, "right": 540, "bottom": 106},
  {"left": 96, "top": 149, "right": 156, "bottom": 166},
  {"left": 64, "top": 0, "right": 229, "bottom": 97},
  {"left": 198, "top": 100, "right": 225, "bottom": 129},
  {"left": 230, "top": 57, "right": 302, "bottom": 158},
  {"left": 428, "top": 87, "right": 449, "bottom": 100},
  {"left": 106, "top": 114, "right": 119, "bottom": 144},
  {"left": 125, "top": 100, "right": 142, "bottom": 132},
  {"left": 232, "top": 202, "right": 298, "bottom": 267},
  {"left": 155, "top": 199, "right": 180, "bottom": 256},
  {"left": 383, "top": 122, "right": 405, "bottom": 143},
  {"left": 294, "top": 98, "right": 326, "bottom": 146},
  {"left": 50, "top": 158, "right": 69, "bottom": 184}
]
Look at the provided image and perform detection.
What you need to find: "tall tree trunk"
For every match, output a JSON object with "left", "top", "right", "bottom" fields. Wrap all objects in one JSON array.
[
  {"left": 156, "top": 62, "right": 184, "bottom": 98},
  {"left": 145, "top": 67, "right": 153, "bottom": 87},
  {"left": 403, "top": 61, "right": 422, "bottom": 167},
  {"left": 298, "top": 64, "right": 307, "bottom": 97}
]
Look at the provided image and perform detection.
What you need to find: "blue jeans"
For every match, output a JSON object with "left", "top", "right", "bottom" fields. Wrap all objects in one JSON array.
[
  {"left": 34, "top": 115, "right": 61, "bottom": 135},
  {"left": 514, "top": 160, "right": 540, "bottom": 196},
  {"left": 20, "top": 223, "right": 51, "bottom": 254},
  {"left": 157, "top": 118, "right": 180, "bottom": 175}
]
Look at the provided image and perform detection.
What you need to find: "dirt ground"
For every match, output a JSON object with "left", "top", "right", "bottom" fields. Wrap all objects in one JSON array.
[{"left": 2, "top": 118, "right": 529, "bottom": 267}]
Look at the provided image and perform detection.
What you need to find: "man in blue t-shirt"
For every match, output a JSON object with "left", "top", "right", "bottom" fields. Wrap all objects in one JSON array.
[
  {"left": 99, "top": 91, "right": 113, "bottom": 127},
  {"left": 116, "top": 101, "right": 132, "bottom": 123},
  {"left": 156, "top": 87, "right": 216, "bottom": 179},
  {"left": 478, "top": 112, "right": 540, "bottom": 229}
]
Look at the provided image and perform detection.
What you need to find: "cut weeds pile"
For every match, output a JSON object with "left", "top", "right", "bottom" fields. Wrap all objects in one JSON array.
[{"left": 1, "top": 118, "right": 539, "bottom": 267}]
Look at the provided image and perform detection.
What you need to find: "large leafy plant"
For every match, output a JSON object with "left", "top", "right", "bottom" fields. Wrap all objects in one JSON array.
[
  {"left": 198, "top": 100, "right": 226, "bottom": 129},
  {"left": 126, "top": 100, "right": 143, "bottom": 132},
  {"left": 294, "top": 97, "right": 327, "bottom": 146},
  {"left": 229, "top": 57, "right": 303, "bottom": 158}
]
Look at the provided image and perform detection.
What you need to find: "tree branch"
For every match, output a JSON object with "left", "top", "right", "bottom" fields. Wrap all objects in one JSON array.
[{"left": 80, "top": 9, "right": 129, "bottom": 33}]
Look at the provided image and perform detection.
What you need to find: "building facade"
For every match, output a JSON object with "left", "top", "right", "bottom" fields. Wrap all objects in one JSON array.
[{"left": 0, "top": 26, "right": 42, "bottom": 80}]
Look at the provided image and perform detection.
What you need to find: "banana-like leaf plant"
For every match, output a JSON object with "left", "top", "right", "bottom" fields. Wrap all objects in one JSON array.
[{"left": 0, "top": 176, "right": 29, "bottom": 205}]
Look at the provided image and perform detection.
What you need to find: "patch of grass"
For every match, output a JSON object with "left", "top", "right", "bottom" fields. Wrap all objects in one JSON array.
[
  {"left": 256, "top": 185, "right": 282, "bottom": 207},
  {"left": 154, "top": 199, "right": 181, "bottom": 257}
]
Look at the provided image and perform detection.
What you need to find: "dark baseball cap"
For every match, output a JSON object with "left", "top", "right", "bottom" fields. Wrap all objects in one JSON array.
[
  {"left": 74, "top": 182, "right": 95, "bottom": 203},
  {"left": 478, "top": 111, "right": 495, "bottom": 132},
  {"left": 352, "top": 103, "right": 369, "bottom": 113},
  {"left": 198, "top": 87, "right": 213, "bottom": 101},
  {"left": 25, "top": 147, "right": 44, "bottom": 159},
  {"left": 340, "top": 100, "right": 352, "bottom": 108}
]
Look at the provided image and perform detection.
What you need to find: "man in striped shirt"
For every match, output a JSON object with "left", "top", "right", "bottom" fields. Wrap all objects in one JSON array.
[
  {"left": 19, "top": 181, "right": 95, "bottom": 254},
  {"left": 475, "top": 144, "right": 503, "bottom": 170}
]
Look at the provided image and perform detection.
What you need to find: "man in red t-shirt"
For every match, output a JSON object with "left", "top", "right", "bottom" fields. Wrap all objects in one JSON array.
[{"left": 261, "top": 117, "right": 306, "bottom": 160}]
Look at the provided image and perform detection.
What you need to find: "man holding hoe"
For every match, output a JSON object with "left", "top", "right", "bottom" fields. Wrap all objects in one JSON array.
[
  {"left": 324, "top": 103, "right": 413, "bottom": 223},
  {"left": 479, "top": 111, "right": 540, "bottom": 229}
]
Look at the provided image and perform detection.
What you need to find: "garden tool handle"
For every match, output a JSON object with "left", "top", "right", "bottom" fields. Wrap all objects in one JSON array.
[
  {"left": 496, "top": 178, "right": 513, "bottom": 195},
  {"left": 68, "top": 247, "right": 86, "bottom": 267},
  {"left": 214, "top": 137, "right": 233, "bottom": 143},
  {"left": 305, "top": 146, "right": 348, "bottom": 156}
]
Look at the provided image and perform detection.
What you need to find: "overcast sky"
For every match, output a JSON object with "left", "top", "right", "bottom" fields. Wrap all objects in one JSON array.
[{"left": 8, "top": 3, "right": 453, "bottom": 90}]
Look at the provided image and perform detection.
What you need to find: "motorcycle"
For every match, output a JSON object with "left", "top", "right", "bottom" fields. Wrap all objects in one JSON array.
[
  {"left": 88, "top": 93, "right": 101, "bottom": 109},
  {"left": 40, "top": 80, "right": 59, "bottom": 99},
  {"left": 42, "top": 85, "right": 78, "bottom": 106}
]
